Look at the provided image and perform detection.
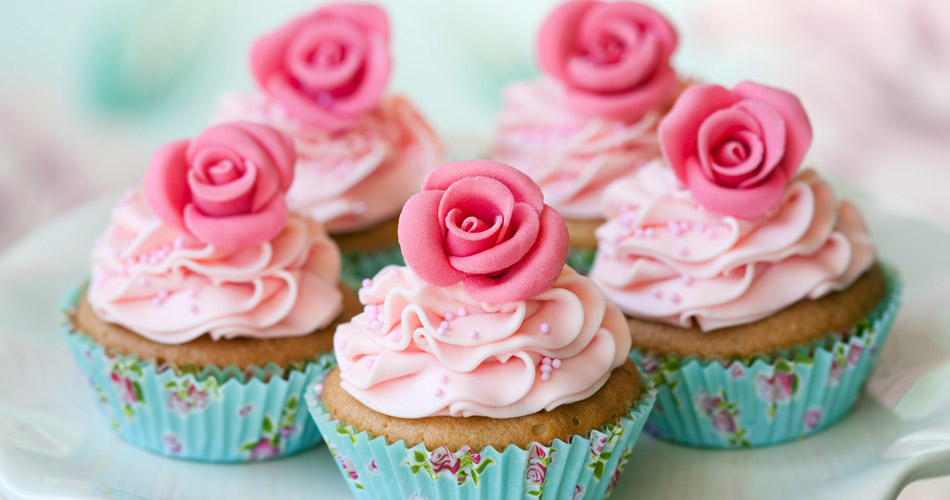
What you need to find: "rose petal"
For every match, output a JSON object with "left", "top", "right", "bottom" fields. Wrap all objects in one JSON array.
[
  {"left": 398, "top": 190, "right": 466, "bottom": 287},
  {"left": 183, "top": 196, "right": 289, "bottom": 250},
  {"left": 462, "top": 206, "right": 569, "bottom": 303},
  {"left": 448, "top": 202, "right": 541, "bottom": 275},
  {"left": 187, "top": 159, "right": 258, "bottom": 216},
  {"left": 285, "top": 22, "right": 366, "bottom": 91},
  {"left": 732, "top": 100, "right": 787, "bottom": 188},
  {"left": 438, "top": 175, "right": 516, "bottom": 249},
  {"left": 685, "top": 157, "right": 789, "bottom": 219},
  {"left": 444, "top": 208, "right": 504, "bottom": 257},
  {"left": 422, "top": 160, "right": 545, "bottom": 213},
  {"left": 659, "top": 83, "right": 740, "bottom": 185},
  {"left": 564, "top": 62, "right": 679, "bottom": 120},
  {"left": 266, "top": 75, "right": 362, "bottom": 130},
  {"left": 144, "top": 139, "right": 191, "bottom": 234},
  {"left": 734, "top": 81, "right": 812, "bottom": 179},
  {"left": 536, "top": 0, "right": 597, "bottom": 81},
  {"left": 331, "top": 34, "right": 391, "bottom": 117}
]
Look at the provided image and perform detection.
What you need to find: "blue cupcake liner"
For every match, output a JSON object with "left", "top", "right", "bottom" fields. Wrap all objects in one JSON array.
[
  {"left": 340, "top": 245, "right": 405, "bottom": 291},
  {"left": 305, "top": 378, "right": 656, "bottom": 499},
  {"left": 59, "top": 283, "right": 335, "bottom": 462},
  {"left": 631, "top": 267, "right": 902, "bottom": 448},
  {"left": 566, "top": 247, "right": 596, "bottom": 276}
]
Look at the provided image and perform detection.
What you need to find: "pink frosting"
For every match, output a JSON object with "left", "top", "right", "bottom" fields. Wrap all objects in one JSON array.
[
  {"left": 216, "top": 93, "right": 441, "bottom": 234},
  {"left": 398, "top": 160, "right": 569, "bottom": 304},
  {"left": 492, "top": 79, "right": 663, "bottom": 219},
  {"left": 145, "top": 122, "right": 296, "bottom": 251},
  {"left": 87, "top": 191, "right": 344, "bottom": 344},
  {"left": 335, "top": 266, "right": 631, "bottom": 418},
  {"left": 659, "top": 81, "right": 813, "bottom": 220},
  {"left": 250, "top": 3, "right": 391, "bottom": 131},
  {"left": 537, "top": 0, "right": 679, "bottom": 120},
  {"left": 589, "top": 163, "right": 875, "bottom": 331}
]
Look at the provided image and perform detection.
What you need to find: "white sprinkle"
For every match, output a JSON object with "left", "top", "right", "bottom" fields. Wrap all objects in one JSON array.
[
  {"left": 468, "top": 330, "right": 479, "bottom": 339},
  {"left": 634, "top": 228, "right": 644, "bottom": 238},
  {"left": 652, "top": 289, "right": 663, "bottom": 299},
  {"left": 389, "top": 332, "right": 401, "bottom": 342},
  {"left": 137, "top": 277, "right": 149, "bottom": 287},
  {"left": 670, "top": 293, "right": 681, "bottom": 304},
  {"left": 681, "top": 275, "right": 693, "bottom": 286},
  {"left": 541, "top": 364, "right": 553, "bottom": 373},
  {"left": 390, "top": 268, "right": 400, "bottom": 277},
  {"left": 457, "top": 308, "right": 467, "bottom": 317},
  {"left": 540, "top": 323, "right": 550, "bottom": 335},
  {"left": 173, "top": 236, "right": 186, "bottom": 249},
  {"left": 644, "top": 228, "right": 655, "bottom": 238},
  {"left": 362, "top": 279, "right": 372, "bottom": 288},
  {"left": 370, "top": 320, "right": 381, "bottom": 330},
  {"left": 542, "top": 357, "right": 552, "bottom": 365},
  {"left": 437, "top": 326, "right": 448, "bottom": 336},
  {"left": 679, "top": 220, "right": 691, "bottom": 231},
  {"left": 445, "top": 312, "right": 455, "bottom": 322},
  {"left": 365, "top": 304, "right": 378, "bottom": 315},
  {"left": 157, "top": 290, "right": 169, "bottom": 300},
  {"left": 189, "top": 304, "right": 199, "bottom": 314},
  {"left": 552, "top": 359, "right": 562, "bottom": 369},
  {"left": 440, "top": 321, "right": 449, "bottom": 330},
  {"left": 439, "top": 374, "right": 448, "bottom": 384},
  {"left": 678, "top": 245, "right": 688, "bottom": 256},
  {"left": 434, "top": 388, "right": 444, "bottom": 397},
  {"left": 187, "top": 287, "right": 198, "bottom": 298},
  {"left": 541, "top": 372, "right": 551, "bottom": 382}
]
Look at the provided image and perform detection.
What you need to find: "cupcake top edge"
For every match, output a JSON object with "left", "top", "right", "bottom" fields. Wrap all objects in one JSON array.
[
  {"left": 87, "top": 121, "right": 344, "bottom": 344},
  {"left": 590, "top": 80, "right": 876, "bottom": 332}
]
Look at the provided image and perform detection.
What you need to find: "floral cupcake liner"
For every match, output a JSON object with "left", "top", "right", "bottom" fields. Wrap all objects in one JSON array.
[
  {"left": 631, "top": 266, "right": 902, "bottom": 448},
  {"left": 60, "top": 284, "right": 335, "bottom": 463},
  {"left": 340, "top": 245, "right": 405, "bottom": 291},
  {"left": 566, "top": 248, "right": 596, "bottom": 276},
  {"left": 305, "top": 380, "right": 655, "bottom": 500}
]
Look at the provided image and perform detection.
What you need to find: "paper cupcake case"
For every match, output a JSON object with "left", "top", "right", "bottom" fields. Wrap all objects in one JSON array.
[
  {"left": 631, "top": 268, "right": 902, "bottom": 449},
  {"left": 340, "top": 245, "right": 405, "bottom": 291},
  {"left": 59, "top": 284, "right": 335, "bottom": 463},
  {"left": 306, "top": 382, "right": 656, "bottom": 500}
]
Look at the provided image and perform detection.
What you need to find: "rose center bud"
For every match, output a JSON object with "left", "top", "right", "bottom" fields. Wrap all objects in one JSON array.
[
  {"left": 714, "top": 140, "right": 749, "bottom": 166},
  {"left": 443, "top": 207, "right": 503, "bottom": 257},
  {"left": 594, "top": 32, "right": 626, "bottom": 63},
  {"left": 206, "top": 160, "right": 242, "bottom": 185},
  {"left": 312, "top": 41, "right": 344, "bottom": 67},
  {"left": 460, "top": 216, "right": 488, "bottom": 233}
]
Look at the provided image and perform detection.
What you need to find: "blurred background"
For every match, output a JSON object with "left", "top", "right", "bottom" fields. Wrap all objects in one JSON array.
[{"left": 0, "top": 0, "right": 948, "bottom": 496}]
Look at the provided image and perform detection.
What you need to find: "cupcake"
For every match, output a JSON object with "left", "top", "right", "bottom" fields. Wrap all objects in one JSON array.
[
  {"left": 492, "top": 0, "right": 685, "bottom": 274},
  {"left": 216, "top": 3, "right": 443, "bottom": 288},
  {"left": 307, "top": 160, "right": 655, "bottom": 499},
  {"left": 589, "top": 81, "right": 901, "bottom": 448},
  {"left": 60, "top": 122, "right": 360, "bottom": 462}
]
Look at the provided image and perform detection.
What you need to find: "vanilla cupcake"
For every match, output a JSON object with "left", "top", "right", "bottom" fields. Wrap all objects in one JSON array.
[
  {"left": 216, "top": 3, "right": 442, "bottom": 288},
  {"left": 307, "top": 160, "right": 654, "bottom": 499},
  {"left": 590, "top": 81, "right": 901, "bottom": 448},
  {"left": 60, "top": 122, "right": 359, "bottom": 462},
  {"left": 493, "top": 0, "right": 686, "bottom": 274}
]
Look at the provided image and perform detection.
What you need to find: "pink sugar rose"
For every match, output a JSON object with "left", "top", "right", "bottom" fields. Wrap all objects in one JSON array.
[
  {"left": 659, "top": 81, "right": 813, "bottom": 219},
  {"left": 251, "top": 3, "right": 391, "bottom": 131},
  {"left": 145, "top": 122, "right": 296, "bottom": 250},
  {"left": 537, "top": 0, "right": 679, "bottom": 120},
  {"left": 398, "top": 160, "right": 569, "bottom": 303}
]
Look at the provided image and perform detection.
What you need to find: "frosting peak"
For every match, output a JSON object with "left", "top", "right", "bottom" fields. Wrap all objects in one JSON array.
[
  {"left": 590, "top": 163, "right": 875, "bottom": 331},
  {"left": 335, "top": 266, "right": 631, "bottom": 418},
  {"left": 88, "top": 192, "right": 344, "bottom": 344}
]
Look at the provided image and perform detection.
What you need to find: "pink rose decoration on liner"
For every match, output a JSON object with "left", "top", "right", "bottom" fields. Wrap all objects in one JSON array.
[
  {"left": 145, "top": 121, "right": 295, "bottom": 250},
  {"left": 398, "top": 160, "right": 569, "bottom": 304},
  {"left": 217, "top": 93, "right": 442, "bottom": 233},
  {"left": 538, "top": 0, "right": 680, "bottom": 121},
  {"left": 492, "top": 79, "right": 663, "bottom": 219},
  {"left": 589, "top": 163, "right": 875, "bottom": 331},
  {"left": 251, "top": 3, "right": 391, "bottom": 131},
  {"left": 88, "top": 192, "right": 343, "bottom": 343},
  {"left": 659, "top": 81, "right": 813, "bottom": 219},
  {"left": 335, "top": 266, "right": 631, "bottom": 418}
]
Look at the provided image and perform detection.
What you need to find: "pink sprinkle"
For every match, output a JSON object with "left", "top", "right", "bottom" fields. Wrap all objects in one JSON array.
[
  {"left": 697, "top": 222, "right": 707, "bottom": 232},
  {"left": 389, "top": 332, "right": 401, "bottom": 342},
  {"left": 670, "top": 293, "right": 681, "bottom": 304},
  {"left": 540, "top": 323, "right": 550, "bottom": 335},
  {"left": 148, "top": 254, "right": 161, "bottom": 265},
  {"left": 542, "top": 357, "right": 552, "bottom": 365},
  {"left": 437, "top": 326, "right": 447, "bottom": 336},
  {"left": 679, "top": 220, "right": 691, "bottom": 231},
  {"left": 678, "top": 245, "right": 688, "bottom": 256},
  {"left": 667, "top": 220, "right": 682, "bottom": 236},
  {"left": 312, "top": 385, "right": 323, "bottom": 395},
  {"left": 439, "top": 374, "right": 448, "bottom": 384},
  {"left": 541, "top": 364, "right": 553, "bottom": 373},
  {"left": 151, "top": 296, "right": 165, "bottom": 306},
  {"left": 173, "top": 236, "right": 186, "bottom": 249},
  {"left": 137, "top": 277, "right": 149, "bottom": 287},
  {"left": 434, "top": 388, "right": 444, "bottom": 398},
  {"left": 157, "top": 290, "right": 169, "bottom": 300},
  {"left": 365, "top": 304, "right": 378, "bottom": 315},
  {"left": 187, "top": 287, "right": 198, "bottom": 298},
  {"left": 457, "top": 308, "right": 467, "bottom": 317},
  {"left": 370, "top": 320, "right": 381, "bottom": 331},
  {"left": 706, "top": 228, "right": 716, "bottom": 239},
  {"left": 644, "top": 228, "right": 655, "bottom": 238},
  {"left": 652, "top": 289, "right": 663, "bottom": 299},
  {"left": 161, "top": 244, "right": 172, "bottom": 253},
  {"left": 468, "top": 330, "right": 479, "bottom": 339},
  {"left": 541, "top": 372, "right": 551, "bottom": 382},
  {"left": 189, "top": 304, "right": 199, "bottom": 314},
  {"left": 552, "top": 359, "right": 562, "bottom": 369},
  {"left": 440, "top": 321, "right": 449, "bottom": 330},
  {"left": 634, "top": 228, "right": 644, "bottom": 238},
  {"left": 681, "top": 275, "right": 693, "bottom": 286},
  {"left": 361, "top": 279, "right": 372, "bottom": 288},
  {"left": 445, "top": 312, "right": 455, "bottom": 321},
  {"left": 389, "top": 268, "right": 400, "bottom": 277}
]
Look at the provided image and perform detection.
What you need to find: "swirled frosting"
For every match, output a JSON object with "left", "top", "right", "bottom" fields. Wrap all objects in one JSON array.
[
  {"left": 492, "top": 79, "right": 663, "bottom": 220},
  {"left": 87, "top": 191, "right": 344, "bottom": 344},
  {"left": 589, "top": 163, "right": 875, "bottom": 331},
  {"left": 335, "top": 265, "right": 631, "bottom": 419},
  {"left": 216, "top": 93, "right": 442, "bottom": 234}
]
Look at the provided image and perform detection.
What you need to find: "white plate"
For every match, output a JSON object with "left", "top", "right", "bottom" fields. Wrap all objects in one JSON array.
[{"left": 1, "top": 193, "right": 949, "bottom": 500}]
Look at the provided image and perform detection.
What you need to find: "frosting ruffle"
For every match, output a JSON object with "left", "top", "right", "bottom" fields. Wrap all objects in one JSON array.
[
  {"left": 88, "top": 192, "right": 344, "bottom": 344},
  {"left": 589, "top": 163, "right": 875, "bottom": 331},
  {"left": 492, "top": 79, "right": 662, "bottom": 220},
  {"left": 335, "top": 266, "right": 631, "bottom": 419},
  {"left": 216, "top": 93, "right": 441, "bottom": 233}
]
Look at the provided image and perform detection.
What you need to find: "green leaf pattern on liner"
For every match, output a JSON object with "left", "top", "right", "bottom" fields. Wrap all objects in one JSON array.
[
  {"left": 340, "top": 245, "right": 405, "bottom": 291},
  {"left": 239, "top": 396, "right": 303, "bottom": 461},
  {"left": 566, "top": 247, "right": 596, "bottom": 276}
]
